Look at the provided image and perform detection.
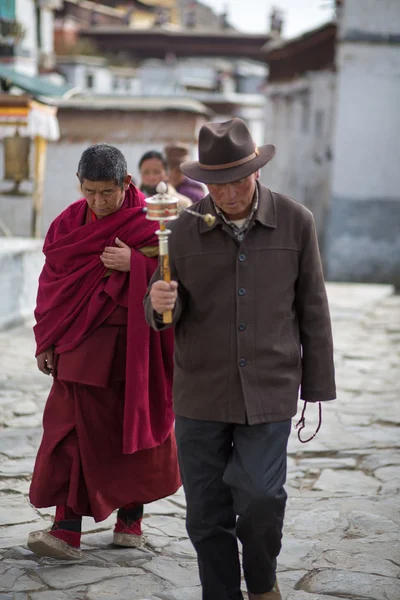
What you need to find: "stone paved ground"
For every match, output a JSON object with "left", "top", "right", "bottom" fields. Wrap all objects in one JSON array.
[{"left": 0, "top": 283, "right": 399, "bottom": 600}]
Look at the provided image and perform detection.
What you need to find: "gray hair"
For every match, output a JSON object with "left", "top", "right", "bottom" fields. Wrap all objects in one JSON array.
[{"left": 77, "top": 144, "right": 127, "bottom": 187}]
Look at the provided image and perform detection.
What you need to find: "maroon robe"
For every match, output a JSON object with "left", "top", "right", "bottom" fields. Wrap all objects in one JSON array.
[{"left": 29, "top": 185, "right": 181, "bottom": 522}]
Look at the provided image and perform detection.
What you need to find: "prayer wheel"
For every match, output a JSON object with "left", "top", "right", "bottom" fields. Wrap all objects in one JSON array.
[
  {"left": 3, "top": 131, "right": 30, "bottom": 193},
  {"left": 144, "top": 181, "right": 179, "bottom": 222},
  {"left": 144, "top": 182, "right": 216, "bottom": 325},
  {"left": 144, "top": 182, "right": 178, "bottom": 324}
]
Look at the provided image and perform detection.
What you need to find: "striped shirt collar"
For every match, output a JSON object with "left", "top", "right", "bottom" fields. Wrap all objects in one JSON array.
[{"left": 212, "top": 185, "right": 259, "bottom": 241}]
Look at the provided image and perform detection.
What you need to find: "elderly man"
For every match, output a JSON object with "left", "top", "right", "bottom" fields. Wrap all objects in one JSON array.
[
  {"left": 146, "top": 118, "right": 336, "bottom": 600},
  {"left": 28, "top": 144, "right": 180, "bottom": 560}
]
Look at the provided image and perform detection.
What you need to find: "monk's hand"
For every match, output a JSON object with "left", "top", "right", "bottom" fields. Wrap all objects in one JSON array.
[
  {"left": 150, "top": 280, "right": 178, "bottom": 314},
  {"left": 100, "top": 237, "right": 131, "bottom": 272},
  {"left": 37, "top": 347, "right": 54, "bottom": 375}
]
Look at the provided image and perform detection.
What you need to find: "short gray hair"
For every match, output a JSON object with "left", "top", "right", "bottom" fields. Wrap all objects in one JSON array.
[{"left": 77, "top": 144, "right": 127, "bottom": 187}]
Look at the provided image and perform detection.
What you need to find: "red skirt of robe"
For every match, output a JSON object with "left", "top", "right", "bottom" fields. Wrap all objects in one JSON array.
[{"left": 29, "top": 307, "right": 181, "bottom": 523}]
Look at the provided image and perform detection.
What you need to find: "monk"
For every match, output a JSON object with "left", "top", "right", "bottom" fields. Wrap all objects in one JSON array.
[{"left": 28, "top": 143, "right": 181, "bottom": 560}]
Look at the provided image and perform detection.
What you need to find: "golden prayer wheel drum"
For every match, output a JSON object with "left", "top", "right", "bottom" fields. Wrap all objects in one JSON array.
[
  {"left": 144, "top": 182, "right": 179, "bottom": 222},
  {"left": 3, "top": 132, "right": 30, "bottom": 187}
]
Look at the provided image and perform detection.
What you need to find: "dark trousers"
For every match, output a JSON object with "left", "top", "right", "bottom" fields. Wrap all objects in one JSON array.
[{"left": 175, "top": 416, "right": 291, "bottom": 600}]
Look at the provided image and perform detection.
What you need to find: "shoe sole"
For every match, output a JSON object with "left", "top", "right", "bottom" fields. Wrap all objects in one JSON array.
[
  {"left": 27, "top": 531, "right": 81, "bottom": 560},
  {"left": 113, "top": 532, "right": 145, "bottom": 548}
]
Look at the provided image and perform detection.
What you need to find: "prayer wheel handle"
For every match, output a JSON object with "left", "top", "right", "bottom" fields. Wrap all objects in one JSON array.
[{"left": 144, "top": 182, "right": 215, "bottom": 324}]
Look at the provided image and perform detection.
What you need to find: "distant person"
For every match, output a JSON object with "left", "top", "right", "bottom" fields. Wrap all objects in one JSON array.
[
  {"left": 138, "top": 149, "right": 192, "bottom": 212},
  {"left": 28, "top": 144, "right": 180, "bottom": 560},
  {"left": 164, "top": 142, "right": 205, "bottom": 203}
]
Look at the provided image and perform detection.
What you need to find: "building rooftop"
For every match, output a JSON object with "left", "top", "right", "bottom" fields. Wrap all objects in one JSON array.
[
  {"left": 263, "top": 22, "right": 337, "bottom": 83},
  {"left": 57, "top": 94, "right": 211, "bottom": 115},
  {"left": 80, "top": 26, "right": 271, "bottom": 62},
  {"left": 0, "top": 64, "right": 78, "bottom": 102}
]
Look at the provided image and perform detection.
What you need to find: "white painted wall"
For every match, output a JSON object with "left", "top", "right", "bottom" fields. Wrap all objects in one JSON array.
[
  {"left": 339, "top": 0, "right": 400, "bottom": 38},
  {"left": 262, "top": 71, "right": 335, "bottom": 232},
  {"left": 330, "top": 43, "right": 400, "bottom": 200},
  {"left": 326, "top": 0, "right": 400, "bottom": 284},
  {"left": 0, "top": 238, "right": 44, "bottom": 329},
  {"left": 15, "top": 0, "right": 38, "bottom": 74},
  {"left": 94, "top": 67, "right": 113, "bottom": 94},
  {"left": 40, "top": 7, "right": 54, "bottom": 56},
  {"left": 13, "top": 0, "right": 57, "bottom": 73},
  {"left": 0, "top": 140, "right": 198, "bottom": 237},
  {"left": 59, "top": 63, "right": 140, "bottom": 96}
]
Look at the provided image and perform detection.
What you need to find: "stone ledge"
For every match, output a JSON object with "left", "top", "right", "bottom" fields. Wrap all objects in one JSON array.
[{"left": 0, "top": 238, "right": 44, "bottom": 331}]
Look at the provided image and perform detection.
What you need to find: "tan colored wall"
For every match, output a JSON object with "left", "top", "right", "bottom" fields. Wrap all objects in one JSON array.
[{"left": 57, "top": 109, "right": 205, "bottom": 145}]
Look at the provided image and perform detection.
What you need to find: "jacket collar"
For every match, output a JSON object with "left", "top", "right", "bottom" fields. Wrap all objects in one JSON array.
[
  {"left": 199, "top": 181, "right": 276, "bottom": 234},
  {"left": 254, "top": 182, "right": 277, "bottom": 228}
]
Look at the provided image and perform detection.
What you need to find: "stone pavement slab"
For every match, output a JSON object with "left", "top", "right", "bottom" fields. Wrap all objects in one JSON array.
[{"left": 0, "top": 283, "right": 400, "bottom": 599}]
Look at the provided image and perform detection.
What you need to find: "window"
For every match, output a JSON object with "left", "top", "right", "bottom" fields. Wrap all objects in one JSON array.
[
  {"left": 86, "top": 73, "right": 94, "bottom": 89},
  {"left": 0, "top": 0, "right": 16, "bottom": 19}
]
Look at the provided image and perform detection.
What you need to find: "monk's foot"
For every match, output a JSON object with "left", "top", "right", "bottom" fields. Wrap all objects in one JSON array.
[
  {"left": 113, "top": 517, "right": 144, "bottom": 548},
  {"left": 27, "top": 529, "right": 82, "bottom": 560}
]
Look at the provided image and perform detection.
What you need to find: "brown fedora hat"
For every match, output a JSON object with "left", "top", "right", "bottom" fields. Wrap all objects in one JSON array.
[
  {"left": 180, "top": 118, "right": 275, "bottom": 184},
  {"left": 164, "top": 142, "right": 190, "bottom": 169}
]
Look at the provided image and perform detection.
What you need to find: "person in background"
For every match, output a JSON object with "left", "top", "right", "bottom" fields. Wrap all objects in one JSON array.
[
  {"left": 146, "top": 118, "right": 336, "bottom": 599},
  {"left": 138, "top": 149, "right": 192, "bottom": 212},
  {"left": 28, "top": 143, "right": 180, "bottom": 560},
  {"left": 164, "top": 142, "right": 206, "bottom": 203}
]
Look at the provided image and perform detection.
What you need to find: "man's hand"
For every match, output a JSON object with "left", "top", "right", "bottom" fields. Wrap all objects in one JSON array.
[
  {"left": 37, "top": 347, "right": 54, "bottom": 375},
  {"left": 101, "top": 238, "right": 131, "bottom": 272},
  {"left": 150, "top": 280, "right": 178, "bottom": 314}
]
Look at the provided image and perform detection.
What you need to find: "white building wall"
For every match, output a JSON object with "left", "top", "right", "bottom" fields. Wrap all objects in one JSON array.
[
  {"left": 40, "top": 7, "right": 54, "bottom": 56},
  {"left": 330, "top": 44, "right": 400, "bottom": 200},
  {"left": 15, "top": 0, "right": 38, "bottom": 75},
  {"left": 0, "top": 239, "right": 43, "bottom": 329},
  {"left": 262, "top": 71, "right": 335, "bottom": 236},
  {"left": 326, "top": 0, "right": 400, "bottom": 284},
  {"left": 0, "top": 140, "right": 198, "bottom": 237},
  {"left": 92, "top": 67, "right": 112, "bottom": 94},
  {"left": 338, "top": 0, "right": 400, "bottom": 38}
]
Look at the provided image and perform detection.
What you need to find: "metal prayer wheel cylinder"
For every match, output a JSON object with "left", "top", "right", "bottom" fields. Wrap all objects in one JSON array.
[
  {"left": 3, "top": 132, "right": 30, "bottom": 186},
  {"left": 144, "top": 182, "right": 179, "bottom": 222}
]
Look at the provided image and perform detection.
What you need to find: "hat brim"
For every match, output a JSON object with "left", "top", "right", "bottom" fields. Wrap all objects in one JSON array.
[{"left": 180, "top": 144, "right": 275, "bottom": 184}]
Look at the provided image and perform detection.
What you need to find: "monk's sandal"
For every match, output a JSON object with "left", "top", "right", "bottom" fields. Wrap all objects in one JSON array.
[
  {"left": 27, "top": 530, "right": 81, "bottom": 560},
  {"left": 113, "top": 517, "right": 145, "bottom": 548}
]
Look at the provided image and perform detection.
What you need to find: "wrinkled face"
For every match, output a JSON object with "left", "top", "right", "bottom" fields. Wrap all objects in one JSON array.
[
  {"left": 140, "top": 158, "right": 167, "bottom": 188},
  {"left": 79, "top": 175, "right": 131, "bottom": 219},
  {"left": 207, "top": 172, "right": 259, "bottom": 220}
]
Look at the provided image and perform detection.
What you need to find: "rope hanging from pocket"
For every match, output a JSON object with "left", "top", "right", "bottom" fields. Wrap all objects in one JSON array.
[{"left": 294, "top": 401, "right": 322, "bottom": 443}]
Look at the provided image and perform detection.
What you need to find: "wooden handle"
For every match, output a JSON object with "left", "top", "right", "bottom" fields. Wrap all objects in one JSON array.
[{"left": 160, "top": 253, "right": 173, "bottom": 324}]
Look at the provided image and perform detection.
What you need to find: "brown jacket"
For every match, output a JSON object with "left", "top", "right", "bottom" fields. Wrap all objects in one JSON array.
[{"left": 145, "top": 182, "right": 336, "bottom": 424}]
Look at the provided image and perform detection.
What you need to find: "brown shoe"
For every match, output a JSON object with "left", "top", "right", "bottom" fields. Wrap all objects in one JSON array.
[
  {"left": 248, "top": 579, "right": 282, "bottom": 599},
  {"left": 27, "top": 530, "right": 81, "bottom": 560}
]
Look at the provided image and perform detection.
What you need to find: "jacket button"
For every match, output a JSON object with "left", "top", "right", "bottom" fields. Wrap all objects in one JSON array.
[
  {"left": 238, "top": 288, "right": 246, "bottom": 296},
  {"left": 239, "top": 358, "right": 246, "bottom": 367},
  {"left": 238, "top": 253, "right": 246, "bottom": 262},
  {"left": 238, "top": 323, "right": 246, "bottom": 331}
]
